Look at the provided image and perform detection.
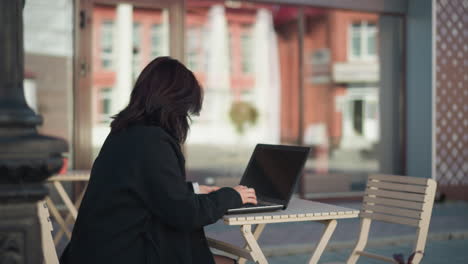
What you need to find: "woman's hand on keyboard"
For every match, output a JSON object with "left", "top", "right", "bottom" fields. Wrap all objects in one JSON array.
[{"left": 233, "top": 185, "right": 257, "bottom": 205}]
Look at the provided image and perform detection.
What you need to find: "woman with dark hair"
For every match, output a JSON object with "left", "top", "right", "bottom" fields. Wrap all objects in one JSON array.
[{"left": 61, "top": 57, "right": 257, "bottom": 264}]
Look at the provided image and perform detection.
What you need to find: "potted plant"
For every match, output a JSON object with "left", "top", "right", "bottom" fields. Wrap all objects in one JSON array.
[{"left": 229, "top": 101, "right": 259, "bottom": 135}]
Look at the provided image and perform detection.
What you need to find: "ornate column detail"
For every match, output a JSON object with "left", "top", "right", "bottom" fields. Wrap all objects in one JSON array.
[{"left": 0, "top": 0, "right": 68, "bottom": 262}]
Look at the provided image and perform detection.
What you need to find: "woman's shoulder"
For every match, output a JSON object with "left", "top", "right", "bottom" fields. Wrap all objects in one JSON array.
[
  {"left": 110, "top": 124, "right": 179, "bottom": 149},
  {"left": 118, "top": 124, "right": 184, "bottom": 162},
  {"left": 116, "top": 124, "right": 173, "bottom": 143}
]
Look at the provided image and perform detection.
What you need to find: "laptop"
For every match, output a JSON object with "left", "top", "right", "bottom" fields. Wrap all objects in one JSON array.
[{"left": 226, "top": 144, "right": 310, "bottom": 214}]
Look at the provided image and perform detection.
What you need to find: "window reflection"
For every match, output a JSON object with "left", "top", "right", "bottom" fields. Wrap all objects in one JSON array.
[
  {"left": 350, "top": 21, "right": 378, "bottom": 61},
  {"left": 187, "top": 26, "right": 204, "bottom": 71},
  {"left": 98, "top": 87, "right": 113, "bottom": 124},
  {"left": 100, "top": 21, "right": 114, "bottom": 69},
  {"left": 185, "top": 1, "right": 382, "bottom": 198},
  {"left": 185, "top": 2, "right": 283, "bottom": 187},
  {"left": 240, "top": 25, "right": 254, "bottom": 74},
  {"left": 132, "top": 22, "right": 142, "bottom": 78},
  {"left": 150, "top": 24, "right": 163, "bottom": 58},
  {"left": 91, "top": 5, "right": 169, "bottom": 156}
]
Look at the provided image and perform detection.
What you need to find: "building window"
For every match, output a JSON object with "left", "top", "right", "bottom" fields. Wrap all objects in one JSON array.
[
  {"left": 132, "top": 22, "right": 142, "bottom": 78},
  {"left": 228, "top": 31, "right": 233, "bottom": 74},
  {"left": 101, "top": 20, "right": 114, "bottom": 69},
  {"left": 186, "top": 26, "right": 203, "bottom": 71},
  {"left": 99, "top": 87, "right": 113, "bottom": 123},
  {"left": 151, "top": 24, "right": 163, "bottom": 59},
  {"left": 349, "top": 21, "right": 377, "bottom": 61},
  {"left": 240, "top": 26, "right": 254, "bottom": 74}
]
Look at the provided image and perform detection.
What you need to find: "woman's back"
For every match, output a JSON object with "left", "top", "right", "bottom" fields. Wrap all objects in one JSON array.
[
  {"left": 65, "top": 125, "right": 164, "bottom": 263},
  {"left": 61, "top": 57, "right": 251, "bottom": 264},
  {"left": 63, "top": 125, "right": 243, "bottom": 264}
]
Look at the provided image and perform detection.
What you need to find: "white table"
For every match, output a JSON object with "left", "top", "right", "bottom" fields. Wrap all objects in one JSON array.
[{"left": 208, "top": 198, "right": 359, "bottom": 264}]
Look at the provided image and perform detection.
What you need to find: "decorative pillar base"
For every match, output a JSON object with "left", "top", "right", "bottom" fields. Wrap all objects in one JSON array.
[{"left": 0, "top": 203, "right": 42, "bottom": 264}]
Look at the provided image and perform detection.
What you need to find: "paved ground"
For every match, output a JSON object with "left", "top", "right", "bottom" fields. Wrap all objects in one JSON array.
[
  {"left": 54, "top": 200, "right": 468, "bottom": 263},
  {"left": 205, "top": 200, "right": 468, "bottom": 263},
  {"left": 263, "top": 238, "right": 468, "bottom": 264}
]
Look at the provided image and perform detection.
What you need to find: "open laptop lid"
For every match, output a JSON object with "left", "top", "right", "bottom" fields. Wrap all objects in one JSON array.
[{"left": 239, "top": 144, "right": 310, "bottom": 207}]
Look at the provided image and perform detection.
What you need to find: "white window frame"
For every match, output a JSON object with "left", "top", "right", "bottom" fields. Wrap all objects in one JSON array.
[
  {"left": 100, "top": 20, "right": 115, "bottom": 70},
  {"left": 186, "top": 25, "right": 203, "bottom": 71},
  {"left": 240, "top": 26, "right": 254, "bottom": 74},
  {"left": 348, "top": 21, "right": 378, "bottom": 62},
  {"left": 150, "top": 23, "right": 164, "bottom": 59},
  {"left": 132, "top": 22, "right": 142, "bottom": 76},
  {"left": 98, "top": 87, "right": 113, "bottom": 124}
]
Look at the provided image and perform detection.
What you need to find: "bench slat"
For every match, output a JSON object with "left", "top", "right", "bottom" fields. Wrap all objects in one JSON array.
[
  {"left": 368, "top": 180, "right": 427, "bottom": 194},
  {"left": 369, "top": 174, "right": 429, "bottom": 185},
  {"left": 366, "top": 189, "right": 426, "bottom": 202},
  {"left": 360, "top": 212, "right": 420, "bottom": 227},
  {"left": 362, "top": 204, "right": 422, "bottom": 219},
  {"left": 363, "top": 196, "right": 424, "bottom": 211}
]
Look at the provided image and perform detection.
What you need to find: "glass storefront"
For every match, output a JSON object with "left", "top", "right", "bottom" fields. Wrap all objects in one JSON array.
[
  {"left": 183, "top": 1, "right": 382, "bottom": 198},
  {"left": 25, "top": 0, "right": 397, "bottom": 199},
  {"left": 184, "top": 1, "right": 287, "bottom": 189},
  {"left": 89, "top": 4, "right": 170, "bottom": 158}
]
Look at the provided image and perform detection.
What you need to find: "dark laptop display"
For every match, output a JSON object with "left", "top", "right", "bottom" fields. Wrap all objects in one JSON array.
[{"left": 227, "top": 144, "right": 310, "bottom": 214}]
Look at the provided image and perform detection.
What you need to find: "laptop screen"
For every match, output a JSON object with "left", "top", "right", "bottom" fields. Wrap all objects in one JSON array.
[{"left": 240, "top": 144, "right": 310, "bottom": 205}]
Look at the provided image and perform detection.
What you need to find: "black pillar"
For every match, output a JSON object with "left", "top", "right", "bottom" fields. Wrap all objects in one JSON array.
[{"left": 0, "top": 0, "right": 68, "bottom": 262}]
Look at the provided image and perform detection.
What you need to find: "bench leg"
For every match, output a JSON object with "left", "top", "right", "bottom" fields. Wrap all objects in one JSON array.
[
  {"left": 53, "top": 181, "right": 78, "bottom": 219},
  {"left": 238, "top": 224, "right": 266, "bottom": 264},
  {"left": 45, "top": 197, "right": 72, "bottom": 245},
  {"left": 308, "top": 219, "right": 337, "bottom": 264},
  {"left": 53, "top": 184, "right": 87, "bottom": 243},
  {"left": 241, "top": 225, "right": 268, "bottom": 264}
]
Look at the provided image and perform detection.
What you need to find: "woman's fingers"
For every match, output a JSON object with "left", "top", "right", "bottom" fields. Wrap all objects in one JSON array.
[
  {"left": 245, "top": 191, "right": 256, "bottom": 198},
  {"left": 242, "top": 189, "right": 257, "bottom": 204},
  {"left": 233, "top": 185, "right": 258, "bottom": 204},
  {"left": 246, "top": 197, "right": 257, "bottom": 204}
]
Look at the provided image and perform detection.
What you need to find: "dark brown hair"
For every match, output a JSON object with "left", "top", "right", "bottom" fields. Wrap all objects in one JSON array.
[{"left": 110, "top": 56, "right": 203, "bottom": 143}]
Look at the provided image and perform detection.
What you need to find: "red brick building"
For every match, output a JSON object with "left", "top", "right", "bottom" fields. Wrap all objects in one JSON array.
[
  {"left": 277, "top": 8, "right": 378, "bottom": 150},
  {"left": 91, "top": 3, "right": 379, "bottom": 152}
]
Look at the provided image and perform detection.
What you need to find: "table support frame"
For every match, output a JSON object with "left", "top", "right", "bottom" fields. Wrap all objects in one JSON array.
[
  {"left": 209, "top": 219, "right": 339, "bottom": 264},
  {"left": 308, "top": 219, "right": 337, "bottom": 264}
]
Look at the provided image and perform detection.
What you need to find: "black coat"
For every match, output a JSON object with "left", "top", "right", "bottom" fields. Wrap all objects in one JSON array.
[{"left": 60, "top": 125, "right": 242, "bottom": 264}]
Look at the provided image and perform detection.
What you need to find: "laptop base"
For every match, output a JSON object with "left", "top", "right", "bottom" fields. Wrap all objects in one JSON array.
[{"left": 226, "top": 204, "right": 283, "bottom": 215}]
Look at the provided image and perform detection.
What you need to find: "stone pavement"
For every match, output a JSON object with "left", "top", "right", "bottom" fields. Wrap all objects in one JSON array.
[
  {"left": 263, "top": 238, "right": 468, "bottom": 264},
  {"left": 206, "top": 200, "right": 468, "bottom": 263},
  {"left": 53, "top": 200, "right": 468, "bottom": 262}
]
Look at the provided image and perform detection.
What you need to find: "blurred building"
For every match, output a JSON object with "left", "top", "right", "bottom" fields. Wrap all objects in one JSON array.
[
  {"left": 87, "top": 2, "right": 281, "bottom": 148},
  {"left": 275, "top": 8, "right": 379, "bottom": 154},
  {"left": 90, "top": 3, "right": 379, "bottom": 154},
  {"left": 20, "top": 0, "right": 468, "bottom": 199}
]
